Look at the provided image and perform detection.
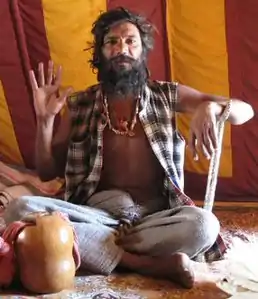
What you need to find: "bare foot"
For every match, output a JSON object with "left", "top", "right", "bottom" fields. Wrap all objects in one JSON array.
[
  {"left": 119, "top": 251, "right": 194, "bottom": 289},
  {"left": 161, "top": 252, "right": 195, "bottom": 289}
]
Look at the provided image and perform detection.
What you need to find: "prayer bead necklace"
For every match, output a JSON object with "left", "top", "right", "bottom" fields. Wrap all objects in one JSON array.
[{"left": 103, "top": 94, "right": 140, "bottom": 137}]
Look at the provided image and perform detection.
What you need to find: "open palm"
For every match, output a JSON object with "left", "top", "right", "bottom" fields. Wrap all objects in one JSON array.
[{"left": 29, "top": 61, "right": 72, "bottom": 119}]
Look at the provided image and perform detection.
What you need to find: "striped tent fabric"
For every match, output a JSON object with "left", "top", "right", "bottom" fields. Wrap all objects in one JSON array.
[{"left": 0, "top": 0, "right": 257, "bottom": 201}]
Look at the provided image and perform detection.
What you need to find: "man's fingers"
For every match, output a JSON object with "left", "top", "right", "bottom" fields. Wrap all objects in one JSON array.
[
  {"left": 193, "top": 129, "right": 211, "bottom": 160},
  {"left": 201, "top": 142, "right": 211, "bottom": 160},
  {"left": 52, "top": 88, "right": 72, "bottom": 113},
  {"left": 195, "top": 131, "right": 207, "bottom": 159},
  {"left": 57, "top": 87, "right": 73, "bottom": 104},
  {"left": 209, "top": 122, "right": 218, "bottom": 150},
  {"left": 38, "top": 62, "right": 45, "bottom": 87},
  {"left": 29, "top": 70, "right": 38, "bottom": 92},
  {"left": 202, "top": 136, "right": 212, "bottom": 159},
  {"left": 202, "top": 125, "right": 214, "bottom": 158},
  {"left": 188, "top": 129, "right": 198, "bottom": 160},
  {"left": 47, "top": 60, "right": 54, "bottom": 85},
  {"left": 66, "top": 87, "right": 73, "bottom": 98}
]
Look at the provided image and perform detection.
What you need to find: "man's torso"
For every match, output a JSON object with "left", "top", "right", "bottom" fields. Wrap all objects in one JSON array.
[{"left": 96, "top": 98, "right": 167, "bottom": 213}]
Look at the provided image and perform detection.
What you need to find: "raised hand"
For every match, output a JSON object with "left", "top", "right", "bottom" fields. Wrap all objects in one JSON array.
[{"left": 29, "top": 61, "right": 73, "bottom": 120}]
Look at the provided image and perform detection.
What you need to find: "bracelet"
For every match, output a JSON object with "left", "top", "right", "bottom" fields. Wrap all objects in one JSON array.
[{"left": 219, "top": 99, "right": 232, "bottom": 123}]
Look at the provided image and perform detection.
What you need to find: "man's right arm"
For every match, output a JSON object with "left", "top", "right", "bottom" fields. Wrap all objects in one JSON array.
[{"left": 35, "top": 107, "right": 71, "bottom": 181}]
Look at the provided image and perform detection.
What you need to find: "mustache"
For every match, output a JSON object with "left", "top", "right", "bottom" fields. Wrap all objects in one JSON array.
[{"left": 110, "top": 54, "right": 136, "bottom": 64}]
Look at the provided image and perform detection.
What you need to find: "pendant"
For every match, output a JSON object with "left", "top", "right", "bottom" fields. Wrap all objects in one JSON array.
[
  {"left": 120, "top": 120, "right": 129, "bottom": 131},
  {"left": 128, "top": 131, "right": 135, "bottom": 137}
]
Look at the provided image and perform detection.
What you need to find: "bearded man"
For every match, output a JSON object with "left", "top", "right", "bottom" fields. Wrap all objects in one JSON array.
[{"left": 2, "top": 7, "right": 254, "bottom": 289}]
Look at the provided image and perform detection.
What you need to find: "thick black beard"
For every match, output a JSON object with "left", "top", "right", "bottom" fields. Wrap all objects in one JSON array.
[{"left": 98, "top": 55, "right": 148, "bottom": 97}]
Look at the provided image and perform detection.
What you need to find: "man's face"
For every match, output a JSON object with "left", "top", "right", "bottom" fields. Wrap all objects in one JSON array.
[
  {"left": 98, "top": 21, "right": 148, "bottom": 96},
  {"left": 102, "top": 21, "right": 143, "bottom": 71}
]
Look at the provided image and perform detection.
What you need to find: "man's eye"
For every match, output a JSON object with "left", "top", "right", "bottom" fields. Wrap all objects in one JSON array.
[
  {"left": 106, "top": 39, "right": 117, "bottom": 45},
  {"left": 126, "top": 39, "right": 136, "bottom": 44}
]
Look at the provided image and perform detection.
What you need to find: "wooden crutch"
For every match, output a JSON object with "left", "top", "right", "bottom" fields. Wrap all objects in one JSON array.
[{"left": 197, "top": 100, "right": 232, "bottom": 262}]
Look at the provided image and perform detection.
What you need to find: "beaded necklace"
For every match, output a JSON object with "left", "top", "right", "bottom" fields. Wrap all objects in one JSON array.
[{"left": 102, "top": 93, "right": 141, "bottom": 137}]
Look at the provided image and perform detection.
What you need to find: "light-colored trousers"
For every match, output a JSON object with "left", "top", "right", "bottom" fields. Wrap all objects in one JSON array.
[{"left": 2, "top": 190, "right": 220, "bottom": 275}]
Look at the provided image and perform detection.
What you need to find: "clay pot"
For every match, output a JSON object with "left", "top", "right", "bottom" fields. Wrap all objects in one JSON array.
[{"left": 15, "top": 212, "right": 76, "bottom": 294}]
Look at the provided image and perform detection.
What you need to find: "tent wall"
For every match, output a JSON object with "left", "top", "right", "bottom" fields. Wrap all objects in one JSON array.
[{"left": 0, "top": 0, "right": 257, "bottom": 200}]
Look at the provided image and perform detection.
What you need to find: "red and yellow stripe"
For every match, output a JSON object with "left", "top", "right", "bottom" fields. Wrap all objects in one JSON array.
[
  {"left": 166, "top": 0, "right": 232, "bottom": 178},
  {"left": 0, "top": 0, "right": 256, "bottom": 199},
  {"left": 42, "top": 0, "right": 107, "bottom": 92},
  {"left": 0, "top": 81, "right": 23, "bottom": 164}
]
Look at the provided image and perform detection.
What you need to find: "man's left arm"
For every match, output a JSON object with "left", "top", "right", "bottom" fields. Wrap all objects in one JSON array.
[
  {"left": 174, "top": 84, "right": 255, "bottom": 160},
  {"left": 176, "top": 84, "right": 254, "bottom": 125}
]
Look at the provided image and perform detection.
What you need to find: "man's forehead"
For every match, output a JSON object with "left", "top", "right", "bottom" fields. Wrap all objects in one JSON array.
[{"left": 105, "top": 22, "right": 140, "bottom": 38}]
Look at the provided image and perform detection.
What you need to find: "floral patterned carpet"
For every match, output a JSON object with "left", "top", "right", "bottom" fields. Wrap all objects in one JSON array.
[{"left": 1, "top": 207, "right": 258, "bottom": 299}]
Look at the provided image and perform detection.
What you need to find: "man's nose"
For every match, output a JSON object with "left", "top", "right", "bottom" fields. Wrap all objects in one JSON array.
[{"left": 116, "top": 40, "right": 129, "bottom": 55}]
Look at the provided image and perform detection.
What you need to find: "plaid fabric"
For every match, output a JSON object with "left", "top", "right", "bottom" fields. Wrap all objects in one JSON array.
[{"left": 64, "top": 81, "right": 226, "bottom": 262}]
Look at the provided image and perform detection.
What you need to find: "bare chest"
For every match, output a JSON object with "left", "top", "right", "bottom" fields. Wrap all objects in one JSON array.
[{"left": 97, "top": 99, "right": 164, "bottom": 204}]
